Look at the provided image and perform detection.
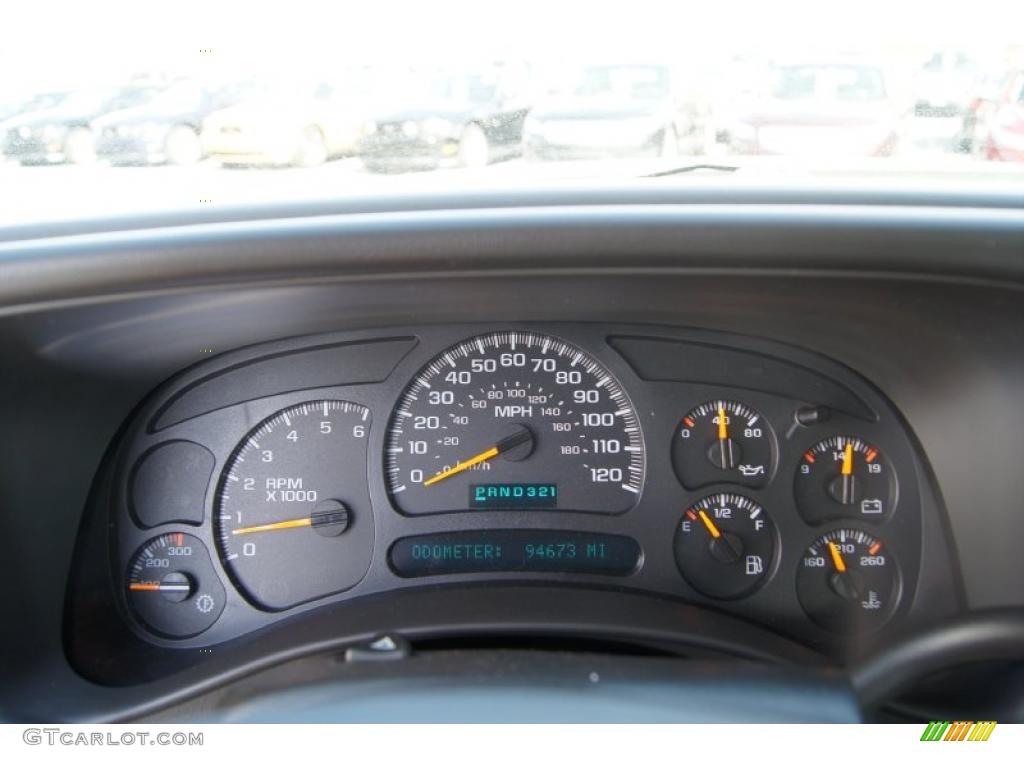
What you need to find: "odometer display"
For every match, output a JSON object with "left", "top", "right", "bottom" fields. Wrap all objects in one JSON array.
[{"left": 385, "top": 332, "right": 645, "bottom": 515}]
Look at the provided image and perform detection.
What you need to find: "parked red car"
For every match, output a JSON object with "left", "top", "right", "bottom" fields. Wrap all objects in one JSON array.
[{"left": 972, "top": 70, "right": 1024, "bottom": 161}]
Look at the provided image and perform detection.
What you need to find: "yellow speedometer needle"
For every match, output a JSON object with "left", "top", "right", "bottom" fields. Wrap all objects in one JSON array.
[
  {"left": 232, "top": 517, "right": 312, "bottom": 535},
  {"left": 828, "top": 541, "right": 847, "bottom": 573},
  {"left": 423, "top": 446, "right": 499, "bottom": 487},
  {"left": 698, "top": 509, "right": 722, "bottom": 539},
  {"left": 422, "top": 427, "right": 533, "bottom": 487}
]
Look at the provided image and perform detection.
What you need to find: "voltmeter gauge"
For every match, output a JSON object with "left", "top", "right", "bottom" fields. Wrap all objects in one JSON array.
[
  {"left": 126, "top": 532, "right": 225, "bottom": 639},
  {"left": 795, "top": 436, "right": 896, "bottom": 524},
  {"left": 674, "top": 493, "right": 776, "bottom": 599},
  {"left": 672, "top": 400, "right": 775, "bottom": 489},
  {"left": 797, "top": 528, "right": 899, "bottom": 633}
]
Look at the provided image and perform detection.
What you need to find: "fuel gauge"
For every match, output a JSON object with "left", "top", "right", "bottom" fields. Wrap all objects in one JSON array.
[{"left": 674, "top": 493, "right": 776, "bottom": 599}]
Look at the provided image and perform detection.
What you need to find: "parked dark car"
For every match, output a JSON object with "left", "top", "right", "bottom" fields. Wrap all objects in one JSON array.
[
  {"left": 92, "top": 82, "right": 239, "bottom": 166},
  {"left": 359, "top": 70, "right": 528, "bottom": 172},
  {"left": 523, "top": 64, "right": 706, "bottom": 161},
  {"left": 1, "top": 85, "right": 164, "bottom": 165}
]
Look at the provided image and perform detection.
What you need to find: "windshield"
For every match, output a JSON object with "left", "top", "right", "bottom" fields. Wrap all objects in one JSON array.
[{"left": 1, "top": 0, "right": 1022, "bottom": 226}]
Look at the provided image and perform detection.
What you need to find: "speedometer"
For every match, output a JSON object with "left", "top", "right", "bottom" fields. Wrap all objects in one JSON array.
[{"left": 385, "top": 331, "right": 645, "bottom": 515}]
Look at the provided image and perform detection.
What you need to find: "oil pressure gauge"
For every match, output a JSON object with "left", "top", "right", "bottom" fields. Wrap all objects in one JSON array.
[{"left": 672, "top": 400, "right": 776, "bottom": 489}]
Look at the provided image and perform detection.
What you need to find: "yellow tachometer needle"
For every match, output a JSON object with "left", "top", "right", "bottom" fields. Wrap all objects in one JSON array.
[
  {"left": 698, "top": 509, "right": 722, "bottom": 539},
  {"left": 423, "top": 428, "right": 533, "bottom": 487},
  {"left": 232, "top": 517, "right": 312, "bottom": 535},
  {"left": 841, "top": 441, "right": 854, "bottom": 476},
  {"left": 423, "top": 446, "right": 500, "bottom": 487},
  {"left": 828, "top": 541, "right": 847, "bottom": 573}
]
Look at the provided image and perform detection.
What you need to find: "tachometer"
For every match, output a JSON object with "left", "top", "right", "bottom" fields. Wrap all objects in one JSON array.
[
  {"left": 216, "top": 400, "right": 374, "bottom": 611},
  {"left": 385, "top": 332, "right": 645, "bottom": 515}
]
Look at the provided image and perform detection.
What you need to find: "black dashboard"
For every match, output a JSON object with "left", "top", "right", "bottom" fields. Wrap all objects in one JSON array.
[{"left": 1, "top": 185, "right": 1022, "bottom": 722}]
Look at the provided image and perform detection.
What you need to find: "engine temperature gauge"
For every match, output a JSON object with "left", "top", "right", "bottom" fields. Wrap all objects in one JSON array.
[
  {"left": 795, "top": 436, "right": 896, "bottom": 524},
  {"left": 126, "top": 532, "right": 225, "bottom": 639},
  {"left": 797, "top": 528, "right": 899, "bottom": 633},
  {"left": 672, "top": 400, "right": 775, "bottom": 489}
]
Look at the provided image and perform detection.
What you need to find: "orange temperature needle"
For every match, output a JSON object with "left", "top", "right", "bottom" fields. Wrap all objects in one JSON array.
[{"left": 828, "top": 542, "right": 847, "bottom": 573}]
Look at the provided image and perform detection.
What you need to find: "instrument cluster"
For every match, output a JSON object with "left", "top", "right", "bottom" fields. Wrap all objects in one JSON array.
[{"left": 93, "top": 325, "right": 932, "bottom": 659}]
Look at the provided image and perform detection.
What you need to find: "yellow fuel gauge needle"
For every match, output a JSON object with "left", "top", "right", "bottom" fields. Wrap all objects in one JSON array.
[
  {"left": 698, "top": 509, "right": 722, "bottom": 539},
  {"left": 827, "top": 541, "right": 847, "bottom": 573},
  {"left": 232, "top": 517, "right": 312, "bottom": 535}
]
